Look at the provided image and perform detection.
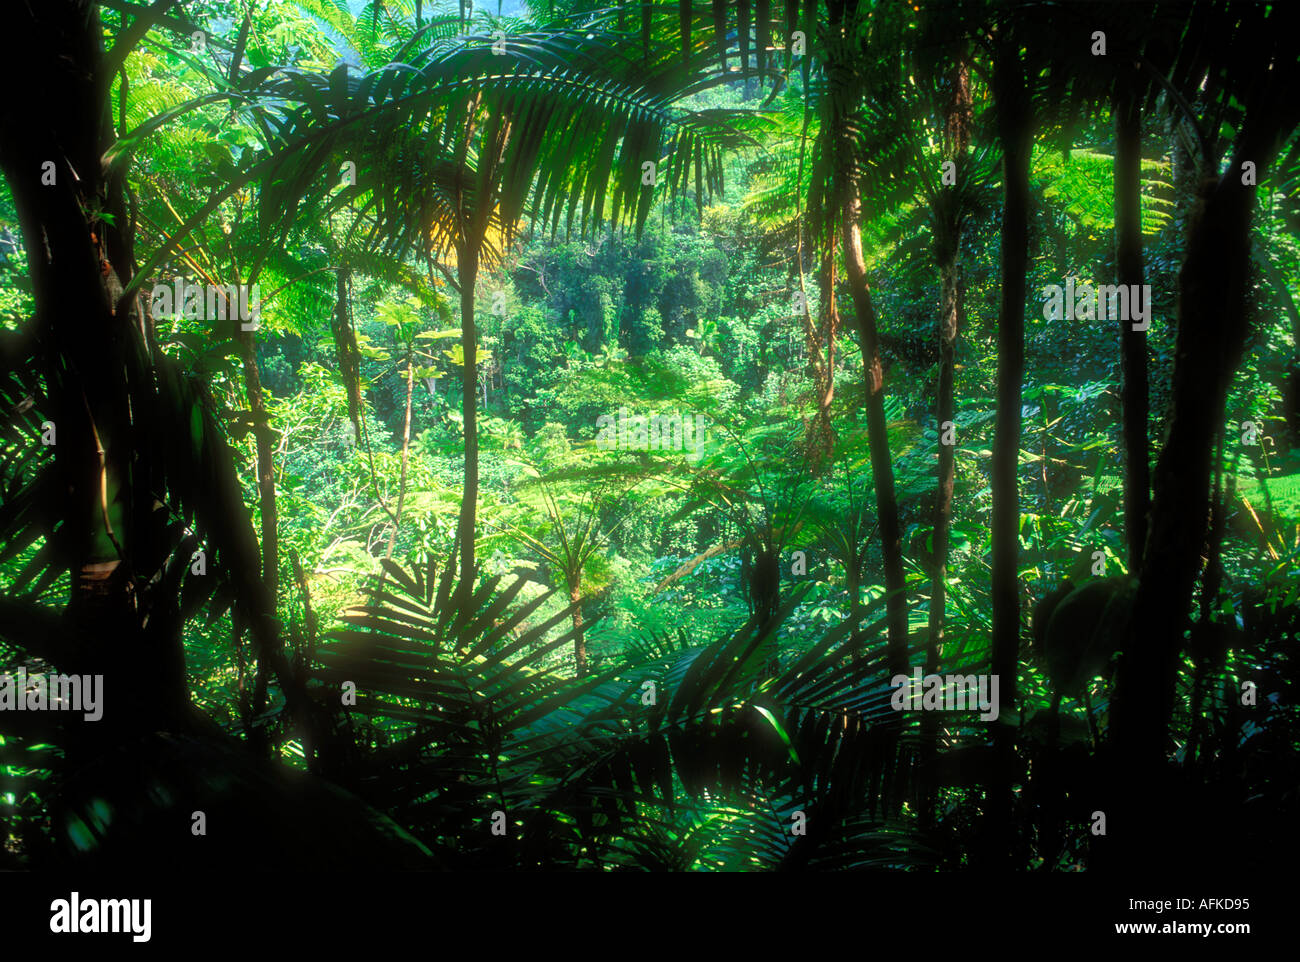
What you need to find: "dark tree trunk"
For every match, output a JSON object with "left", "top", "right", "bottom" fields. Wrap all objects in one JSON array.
[
  {"left": 824, "top": 0, "right": 907, "bottom": 679},
  {"left": 991, "top": 45, "right": 1030, "bottom": 732},
  {"left": 1, "top": 1, "right": 313, "bottom": 743},
  {"left": 1166, "top": 106, "right": 1200, "bottom": 245},
  {"left": 1114, "top": 65, "right": 1150, "bottom": 574},
  {"left": 985, "top": 33, "right": 1032, "bottom": 865},
  {"left": 842, "top": 184, "right": 910, "bottom": 680},
  {"left": 0, "top": 0, "right": 185, "bottom": 730},
  {"left": 929, "top": 267, "right": 959, "bottom": 656},
  {"left": 1110, "top": 105, "right": 1299, "bottom": 864},
  {"left": 1187, "top": 429, "right": 1227, "bottom": 771},
  {"left": 801, "top": 252, "right": 837, "bottom": 464},
  {"left": 240, "top": 325, "right": 278, "bottom": 729}
]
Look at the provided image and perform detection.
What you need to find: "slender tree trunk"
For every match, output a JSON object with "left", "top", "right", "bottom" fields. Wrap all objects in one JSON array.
[
  {"left": 986, "top": 34, "right": 1033, "bottom": 865},
  {"left": 928, "top": 264, "right": 959, "bottom": 663},
  {"left": 452, "top": 99, "right": 507, "bottom": 599},
  {"left": 801, "top": 253, "right": 837, "bottom": 463},
  {"left": 239, "top": 326, "right": 277, "bottom": 724},
  {"left": 1114, "top": 65, "right": 1150, "bottom": 574},
  {"left": 1187, "top": 428, "right": 1227, "bottom": 770},
  {"left": 991, "top": 47, "right": 1030, "bottom": 709},
  {"left": 333, "top": 267, "right": 363, "bottom": 441},
  {"left": 384, "top": 360, "right": 417, "bottom": 562},
  {"left": 824, "top": 0, "right": 906, "bottom": 680},
  {"left": 841, "top": 184, "right": 909, "bottom": 679},
  {"left": 795, "top": 74, "right": 831, "bottom": 464},
  {"left": 456, "top": 249, "right": 480, "bottom": 593},
  {"left": 570, "top": 582, "right": 586, "bottom": 676}
]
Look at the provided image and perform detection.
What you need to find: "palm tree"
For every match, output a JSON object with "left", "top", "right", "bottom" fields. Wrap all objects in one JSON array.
[
  {"left": 306, "top": 546, "right": 931, "bottom": 869},
  {"left": 494, "top": 463, "right": 648, "bottom": 675},
  {"left": 0, "top": 0, "right": 743, "bottom": 857},
  {"left": 241, "top": 8, "right": 751, "bottom": 599}
]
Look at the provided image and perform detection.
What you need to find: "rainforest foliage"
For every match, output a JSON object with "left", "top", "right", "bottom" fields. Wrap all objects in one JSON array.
[{"left": 1, "top": 0, "right": 1298, "bottom": 872}]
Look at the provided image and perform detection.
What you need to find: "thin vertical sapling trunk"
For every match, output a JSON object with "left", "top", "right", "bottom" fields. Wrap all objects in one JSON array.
[
  {"left": 1114, "top": 62, "right": 1151, "bottom": 574},
  {"left": 384, "top": 356, "right": 417, "bottom": 563},
  {"left": 838, "top": 170, "right": 910, "bottom": 679}
]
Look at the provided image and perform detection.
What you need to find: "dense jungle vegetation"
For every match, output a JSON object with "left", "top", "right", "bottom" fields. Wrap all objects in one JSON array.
[{"left": 1, "top": 0, "right": 1298, "bottom": 874}]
